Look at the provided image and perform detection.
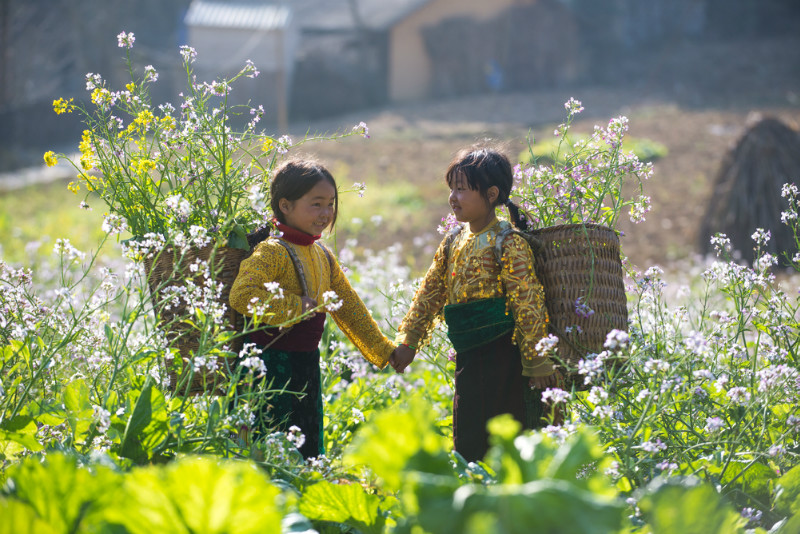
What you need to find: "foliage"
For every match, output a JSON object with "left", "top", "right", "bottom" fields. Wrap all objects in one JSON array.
[
  {"left": 518, "top": 133, "right": 668, "bottom": 166},
  {"left": 46, "top": 32, "right": 368, "bottom": 248},
  {"left": 3, "top": 32, "right": 800, "bottom": 532},
  {"left": 514, "top": 98, "right": 654, "bottom": 229}
]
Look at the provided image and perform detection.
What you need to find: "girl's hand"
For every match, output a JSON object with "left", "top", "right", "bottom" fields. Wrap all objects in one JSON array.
[
  {"left": 389, "top": 345, "right": 416, "bottom": 374},
  {"left": 300, "top": 296, "right": 318, "bottom": 316}
]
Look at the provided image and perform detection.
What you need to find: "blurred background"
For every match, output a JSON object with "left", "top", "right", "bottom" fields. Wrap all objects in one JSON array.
[{"left": 1, "top": 0, "right": 799, "bottom": 270}]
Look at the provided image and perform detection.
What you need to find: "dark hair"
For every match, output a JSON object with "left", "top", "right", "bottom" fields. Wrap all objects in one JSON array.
[
  {"left": 270, "top": 158, "right": 338, "bottom": 230},
  {"left": 445, "top": 147, "right": 529, "bottom": 231}
]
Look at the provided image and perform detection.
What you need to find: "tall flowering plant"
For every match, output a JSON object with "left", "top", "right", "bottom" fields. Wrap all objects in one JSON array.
[
  {"left": 514, "top": 98, "right": 653, "bottom": 230},
  {"left": 45, "top": 32, "right": 368, "bottom": 249}
]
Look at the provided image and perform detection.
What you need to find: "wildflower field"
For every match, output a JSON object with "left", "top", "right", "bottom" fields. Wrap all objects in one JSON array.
[{"left": 2, "top": 33, "right": 800, "bottom": 534}]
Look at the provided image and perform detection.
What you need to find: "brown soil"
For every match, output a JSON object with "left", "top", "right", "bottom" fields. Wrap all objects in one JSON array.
[{"left": 291, "top": 36, "right": 800, "bottom": 270}]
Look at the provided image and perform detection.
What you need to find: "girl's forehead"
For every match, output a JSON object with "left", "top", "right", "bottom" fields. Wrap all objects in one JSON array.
[{"left": 303, "top": 179, "right": 337, "bottom": 199}]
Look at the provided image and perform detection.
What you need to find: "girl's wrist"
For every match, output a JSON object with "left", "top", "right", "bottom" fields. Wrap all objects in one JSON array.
[{"left": 400, "top": 342, "right": 417, "bottom": 351}]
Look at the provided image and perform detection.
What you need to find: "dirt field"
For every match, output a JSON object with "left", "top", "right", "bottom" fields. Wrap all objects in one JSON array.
[{"left": 292, "top": 36, "right": 800, "bottom": 270}]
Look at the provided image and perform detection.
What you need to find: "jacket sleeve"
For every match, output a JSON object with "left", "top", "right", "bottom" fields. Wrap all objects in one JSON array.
[
  {"left": 327, "top": 249, "right": 395, "bottom": 369},
  {"left": 499, "top": 235, "right": 553, "bottom": 377},
  {"left": 394, "top": 235, "right": 450, "bottom": 350},
  {"left": 228, "top": 242, "right": 305, "bottom": 326}
]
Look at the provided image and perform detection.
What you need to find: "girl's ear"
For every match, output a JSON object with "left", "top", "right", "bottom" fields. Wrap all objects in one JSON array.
[
  {"left": 279, "top": 198, "right": 292, "bottom": 215},
  {"left": 487, "top": 185, "right": 499, "bottom": 205}
]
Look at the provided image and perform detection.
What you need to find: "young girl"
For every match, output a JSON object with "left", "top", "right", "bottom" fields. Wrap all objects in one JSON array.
[
  {"left": 229, "top": 158, "right": 396, "bottom": 459},
  {"left": 390, "top": 147, "right": 560, "bottom": 462}
]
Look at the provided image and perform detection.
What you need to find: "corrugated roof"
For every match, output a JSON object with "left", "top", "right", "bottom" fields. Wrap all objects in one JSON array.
[
  {"left": 292, "top": 0, "right": 432, "bottom": 31},
  {"left": 185, "top": 1, "right": 291, "bottom": 30}
]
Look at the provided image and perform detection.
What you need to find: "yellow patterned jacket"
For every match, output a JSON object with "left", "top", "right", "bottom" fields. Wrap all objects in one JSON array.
[
  {"left": 396, "top": 217, "right": 552, "bottom": 377},
  {"left": 229, "top": 238, "right": 394, "bottom": 369}
]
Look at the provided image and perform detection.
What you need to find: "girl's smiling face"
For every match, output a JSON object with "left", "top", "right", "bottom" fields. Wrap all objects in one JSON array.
[
  {"left": 448, "top": 172, "right": 498, "bottom": 232},
  {"left": 279, "top": 179, "right": 337, "bottom": 236}
]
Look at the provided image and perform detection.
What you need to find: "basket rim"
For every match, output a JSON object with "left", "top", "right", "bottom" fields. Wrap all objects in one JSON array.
[{"left": 531, "top": 222, "right": 618, "bottom": 234}]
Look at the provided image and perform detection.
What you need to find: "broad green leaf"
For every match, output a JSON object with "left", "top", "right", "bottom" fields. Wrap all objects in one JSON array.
[
  {"left": 774, "top": 464, "right": 800, "bottom": 515},
  {"left": 719, "top": 461, "right": 775, "bottom": 501},
  {"left": 2, "top": 453, "right": 120, "bottom": 534},
  {"left": 344, "top": 396, "right": 450, "bottom": 492},
  {"left": 451, "top": 479, "right": 625, "bottom": 534},
  {"left": 0, "top": 498, "right": 58, "bottom": 534},
  {"left": 110, "top": 456, "right": 282, "bottom": 534},
  {"left": 63, "top": 378, "right": 93, "bottom": 441},
  {"left": 0, "top": 418, "right": 43, "bottom": 454},
  {"left": 298, "top": 480, "right": 385, "bottom": 534},
  {"left": 119, "top": 376, "right": 169, "bottom": 463},
  {"left": 637, "top": 478, "right": 747, "bottom": 534}
]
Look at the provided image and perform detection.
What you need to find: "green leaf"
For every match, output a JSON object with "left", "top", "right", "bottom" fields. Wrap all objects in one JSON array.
[
  {"left": 637, "top": 477, "right": 747, "bottom": 534},
  {"left": 110, "top": 456, "right": 282, "bottom": 534},
  {"left": 298, "top": 480, "right": 385, "bottom": 534},
  {"left": 227, "top": 225, "right": 249, "bottom": 250},
  {"left": 63, "top": 378, "right": 93, "bottom": 441},
  {"left": 344, "top": 396, "right": 450, "bottom": 492},
  {"left": 774, "top": 464, "right": 800, "bottom": 515},
  {"left": 0, "top": 417, "right": 43, "bottom": 454},
  {"left": 467, "top": 480, "right": 625, "bottom": 534},
  {"left": 2, "top": 453, "right": 120, "bottom": 534},
  {"left": 0, "top": 498, "right": 58, "bottom": 534},
  {"left": 719, "top": 461, "right": 776, "bottom": 501},
  {"left": 119, "top": 377, "right": 169, "bottom": 463}
]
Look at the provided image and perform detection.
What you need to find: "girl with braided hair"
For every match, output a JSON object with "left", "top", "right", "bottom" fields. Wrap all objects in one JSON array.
[{"left": 390, "top": 147, "right": 559, "bottom": 462}]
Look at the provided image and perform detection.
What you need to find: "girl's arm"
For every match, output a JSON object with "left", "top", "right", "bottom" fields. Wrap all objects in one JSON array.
[
  {"left": 395, "top": 236, "right": 450, "bottom": 350},
  {"left": 499, "top": 235, "right": 554, "bottom": 377},
  {"left": 229, "top": 242, "right": 306, "bottom": 325},
  {"left": 327, "top": 255, "right": 395, "bottom": 369}
]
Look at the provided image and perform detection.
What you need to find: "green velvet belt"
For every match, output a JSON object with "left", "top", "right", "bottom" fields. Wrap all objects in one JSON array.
[{"left": 443, "top": 297, "right": 515, "bottom": 353}]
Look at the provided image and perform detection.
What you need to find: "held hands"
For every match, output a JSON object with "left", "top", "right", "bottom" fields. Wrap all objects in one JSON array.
[{"left": 389, "top": 344, "right": 416, "bottom": 374}]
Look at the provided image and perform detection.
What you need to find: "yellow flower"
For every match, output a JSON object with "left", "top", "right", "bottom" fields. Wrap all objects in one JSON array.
[
  {"left": 134, "top": 110, "right": 155, "bottom": 130},
  {"left": 160, "top": 115, "right": 176, "bottom": 130},
  {"left": 43, "top": 151, "right": 58, "bottom": 167},
  {"left": 91, "top": 87, "right": 112, "bottom": 108},
  {"left": 53, "top": 97, "right": 74, "bottom": 115},
  {"left": 126, "top": 83, "right": 135, "bottom": 92},
  {"left": 67, "top": 181, "right": 80, "bottom": 194},
  {"left": 261, "top": 137, "right": 274, "bottom": 152}
]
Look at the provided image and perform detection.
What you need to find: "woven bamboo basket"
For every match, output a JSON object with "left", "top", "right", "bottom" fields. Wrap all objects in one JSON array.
[
  {"left": 143, "top": 245, "right": 247, "bottom": 395},
  {"left": 530, "top": 223, "right": 628, "bottom": 389}
]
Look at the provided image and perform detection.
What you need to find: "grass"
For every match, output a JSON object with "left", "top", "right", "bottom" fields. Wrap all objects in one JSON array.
[{"left": 0, "top": 180, "right": 113, "bottom": 264}]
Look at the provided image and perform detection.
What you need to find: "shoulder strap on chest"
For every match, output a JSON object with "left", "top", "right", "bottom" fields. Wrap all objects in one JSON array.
[
  {"left": 444, "top": 224, "right": 464, "bottom": 261},
  {"left": 493, "top": 226, "right": 543, "bottom": 265},
  {"left": 275, "top": 240, "right": 310, "bottom": 296}
]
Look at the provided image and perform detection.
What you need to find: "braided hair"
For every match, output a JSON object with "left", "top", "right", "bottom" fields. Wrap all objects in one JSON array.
[{"left": 445, "top": 147, "right": 530, "bottom": 231}]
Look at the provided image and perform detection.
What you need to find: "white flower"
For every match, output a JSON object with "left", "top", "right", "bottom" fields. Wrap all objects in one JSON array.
[
  {"left": 541, "top": 388, "right": 570, "bottom": 404},
  {"left": 535, "top": 334, "right": 559, "bottom": 357},
  {"left": 603, "top": 329, "right": 629, "bottom": 350},
  {"left": 323, "top": 290, "right": 342, "bottom": 312}
]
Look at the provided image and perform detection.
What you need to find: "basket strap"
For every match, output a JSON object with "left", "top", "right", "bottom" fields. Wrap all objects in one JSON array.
[
  {"left": 492, "top": 226, "right": 543, "bottom": 265},
  {"left": 276, "top": 240, "right": 310, "bottom": 297},
  {"left": 443, "top": 224, "right": 464, "bottom": 262}
]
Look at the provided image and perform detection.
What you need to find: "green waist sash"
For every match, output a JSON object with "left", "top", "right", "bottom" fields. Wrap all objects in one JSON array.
[{"left": 443, "top": 297, "right": 515, "bottom": 353}]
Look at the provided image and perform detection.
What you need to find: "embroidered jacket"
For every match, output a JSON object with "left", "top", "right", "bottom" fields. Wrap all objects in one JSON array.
[
  {"left": 229, "top": 236, "right": 394, "bottom": 369},
  {"left": 396, "top": 217, "right": 552, "bottom": 377}
]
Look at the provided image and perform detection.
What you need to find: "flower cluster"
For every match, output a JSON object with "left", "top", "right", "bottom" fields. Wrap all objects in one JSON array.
[
  {"left": 47, "top": 33, "right": 368, "bottom": 249},
  {"left": 514, "top": 99, "right": 653, "bottom": 229}
]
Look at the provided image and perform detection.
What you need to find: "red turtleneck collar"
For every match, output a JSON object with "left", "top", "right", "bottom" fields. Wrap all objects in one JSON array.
[{"left": 275, "top": 221, "right": 321, "bottom": 246}]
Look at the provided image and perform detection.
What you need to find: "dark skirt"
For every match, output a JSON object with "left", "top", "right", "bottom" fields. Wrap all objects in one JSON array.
[
  {"left": 453, "top": 333, "right": 546, "bottom": 462},
  {"left": 252, "top": 347, "right": 324, "bottom": 459}
]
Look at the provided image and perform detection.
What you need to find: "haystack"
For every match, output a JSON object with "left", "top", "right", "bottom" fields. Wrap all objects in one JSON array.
[{"left": 698, "top": 117, "right": 800, "bottom": 265}]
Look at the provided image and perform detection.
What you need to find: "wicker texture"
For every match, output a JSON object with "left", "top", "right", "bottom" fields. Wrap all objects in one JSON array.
[
  {"left": 144, "top": 245, "right": 247, "bottom": 395},
  {"left": 530, "top": 224, "right": 628, "bottom": 388}
]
